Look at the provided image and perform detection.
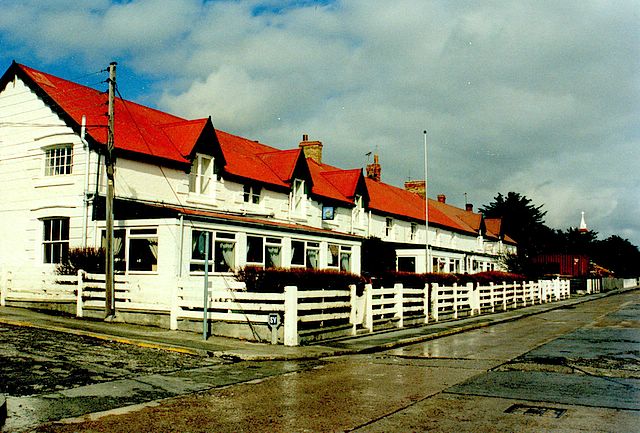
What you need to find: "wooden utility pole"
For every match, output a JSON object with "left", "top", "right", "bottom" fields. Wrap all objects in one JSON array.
[{"left": 105, "top": 62, "right": 117, "bottom": 319}]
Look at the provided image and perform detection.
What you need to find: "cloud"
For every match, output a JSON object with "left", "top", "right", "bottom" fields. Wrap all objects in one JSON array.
[{"left": 1, "top": 0, "right": 638, "bottom": 246}]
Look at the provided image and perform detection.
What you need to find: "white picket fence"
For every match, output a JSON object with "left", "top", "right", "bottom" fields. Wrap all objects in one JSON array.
[{"left": 1, "top": 270, "right": 582, "bottom": 346}]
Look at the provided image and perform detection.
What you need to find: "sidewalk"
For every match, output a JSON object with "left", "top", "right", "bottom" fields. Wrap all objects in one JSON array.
[{"left": 0, "top": 288, "right": 635, "bottom": 362}]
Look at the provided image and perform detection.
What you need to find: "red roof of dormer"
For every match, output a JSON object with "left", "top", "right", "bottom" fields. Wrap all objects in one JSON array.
[{"left": 1, "top": 62, "right": 507, "bottom": 240}]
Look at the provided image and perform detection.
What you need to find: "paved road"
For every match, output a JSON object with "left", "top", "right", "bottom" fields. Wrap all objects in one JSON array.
[{"left": 3, "top": 290, "right": 633, "bottom": 433}]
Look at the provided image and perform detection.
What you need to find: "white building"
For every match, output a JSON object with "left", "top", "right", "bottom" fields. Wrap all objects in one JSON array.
[{"left": 0, "top": 62, "right": 515, "bottom": 300}]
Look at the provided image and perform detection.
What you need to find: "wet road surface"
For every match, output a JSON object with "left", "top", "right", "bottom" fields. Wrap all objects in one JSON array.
[{"left": 3, "top": 290, "right": 638, "bottom": 432}]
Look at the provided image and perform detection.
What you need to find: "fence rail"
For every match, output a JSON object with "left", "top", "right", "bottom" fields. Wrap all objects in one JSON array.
[{"left": 0, "top": 268, "right": 606, "bottom": 346}]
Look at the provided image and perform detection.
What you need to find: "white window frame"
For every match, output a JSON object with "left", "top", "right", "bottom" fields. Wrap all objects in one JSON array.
[
  {"left": 327, "top": 243, "right": 352, "bottom": 272},
  {"left": 44, "top": 145, "right": 73, "bottom": 176},
  {"left": 385, "top": 217, "right": 394, "bottom": 238},
  {"left": 190, "top": 230, "right": 236, "bottom": 274},
  {"left": 189, "top": 154, "right": 216, "bottom": 197},
  {"left": 243, "top": 184, "right": 261, "bottom": 205},
  {"left": 290, "top": 178, "right": 307, "bottom": 217},
  {"left": 101, "top": 227, "right": 158, "bottom": 274},
  {"left": 290, "top": 240, "right": 319, "bottom": 269},
  {"left": 246, "top": 235, "right": 282, "bottom": 268},
  {"left": 353, "top": 195, "right": 364, "bottom": 227},
  {"left": 42, "top": 217, "right": 69, "bottom": 264},
  {"left": 410, "top": 223, "right": 418, "bottom": 241}
]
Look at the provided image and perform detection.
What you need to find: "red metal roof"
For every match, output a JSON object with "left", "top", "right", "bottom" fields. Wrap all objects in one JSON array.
[
  {"left": 12, "top": 63, "right": 199, "bottom": 164},
  {"left": 2, "top": 62, "right": 504, "bottom": 239}
]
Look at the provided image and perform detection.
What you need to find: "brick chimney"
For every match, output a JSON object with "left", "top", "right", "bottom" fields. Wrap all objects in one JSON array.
[
  {"left": 437, "top": 194, "right": 446, "bottom": 203},
  {"left": 366, "top": 154, "right": 381, "bottom": 182},
  {"left": 299, "top": 134, "right": 323, "bottom": 164},
  {"left": 466, "top": 203, "right": 473, "bottom": 212},
  {"left": 404, "top": 180, "right": 426, "bottom": 198}
]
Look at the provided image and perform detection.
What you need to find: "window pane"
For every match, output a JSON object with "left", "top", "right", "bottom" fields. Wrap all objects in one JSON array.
[
  {"left": 191, "top": 230, "right": 212, "bottom": 261},
  {"left": 101, "top": 229, "right": 127, "bottom": 272},
  {"left": 340, "top": 252, "right": 351, "bottom": 272},
  {"left": 291, "top": 240, "right": 305, "bottom": 266},
  {"left": 42, "top": 218, "right": 69, "bottom": 264},
  {"left": 328, "top": 244, "right": 339, "bottom": 267},
  {"left": 246, "top": 236, "right": 264, "bottom": 264},
  {"left": 214, "top": 240, "right": 235, "bottom": 272},
  {"left": 306, "top": 248, "right": 319, "bottom": 269},
  {"left": 266, "top": 246, "right": 281, "bottom": 268},
  {"left": 129, "top": 238, "right": 158, "bottom": 272}
]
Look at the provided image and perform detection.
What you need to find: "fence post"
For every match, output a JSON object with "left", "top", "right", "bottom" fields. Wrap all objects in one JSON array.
[
  {"left": 452, "top": 283, "right": 459, "bottom": 319},
  {"left": 394, "top": 283, "right": 403, "bottom": 328},
  {"left": 284, "top": 285, "right": 299, "bottom": 346},
  {"left": 76, "top": 270, "right": 84, "bottom": 318},
  {"left": 0, "top": 269, "right": 6, "bottom": 307},
  {"left": 170, "top": 279, "right": 180, "bottom": 330},
  {"left": 469, "top": 283, "right": 478, "bottom": 316},
  {"left": 364, "top": 283, "right": 373, "bottom": 333},
  {"left": 502, "top": 282, "right": 508, "bottom": 310},
  {"left": 349, "top": 284, "right": 357, "bottom": 336},
  {"left": 423, "top": 283, "right": 430, "bottom": 324},
  {"left": 431, "top": 283, "right": 439, "bottom": 321}
]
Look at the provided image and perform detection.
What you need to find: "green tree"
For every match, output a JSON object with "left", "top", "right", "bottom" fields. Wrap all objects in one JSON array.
[
  {"left": 479, "top": 192, "right": 549, "bottom": 258},
  {"left": 592, "top": 235, "right": 640, "bottom": 277}
]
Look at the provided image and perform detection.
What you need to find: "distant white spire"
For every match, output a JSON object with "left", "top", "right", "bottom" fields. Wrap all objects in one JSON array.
[{"left": 579, "top": 211, "right": 588, "bottom": 232}]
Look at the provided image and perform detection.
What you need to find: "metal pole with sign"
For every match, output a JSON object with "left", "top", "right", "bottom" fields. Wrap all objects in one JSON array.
[{"left": 203, "top": 231, "right": 210, "bottom": 340}]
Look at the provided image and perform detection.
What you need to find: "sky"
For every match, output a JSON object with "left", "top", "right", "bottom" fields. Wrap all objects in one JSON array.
[{"left": 1, "top": 0, "right": 638, "bottom": 246}]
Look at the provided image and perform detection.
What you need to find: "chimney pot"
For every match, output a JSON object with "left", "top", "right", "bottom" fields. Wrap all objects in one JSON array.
[
  {"left": 437, "top": 194, "right": 446, "bottom": 203},
  {"left": 466, "top": 203, "right": 473, "bottom": 212}
]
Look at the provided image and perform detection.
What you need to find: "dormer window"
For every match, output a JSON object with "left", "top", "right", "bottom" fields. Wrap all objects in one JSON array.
[
  {"left": 44, "top": 145, "right": 73, "bottom": 176},
  {"left": 189, "top": 154, "right": 215, "bottom": 196},
  {"left": 243, "top": 184, "right": 261, "bottom": 204},
  {"left": 353, "top": 194, "right": 364, "bottom": 227},
  {"left": 410, "top": 222, "right": 418, "bottom": 241},
  {"left": 385, "top": 217, "right": 394, "bottom": 238},
  {"left": 291, "top": 178, "right": 307, "bottom": 216}
]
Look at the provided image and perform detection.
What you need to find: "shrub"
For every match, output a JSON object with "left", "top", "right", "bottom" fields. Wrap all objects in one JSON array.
[
  {"left": 235, "top": 266, "right": 366, "bottom": 292},
  {"left": 55, "top": 247, "right": 105, "bottom": 275}
]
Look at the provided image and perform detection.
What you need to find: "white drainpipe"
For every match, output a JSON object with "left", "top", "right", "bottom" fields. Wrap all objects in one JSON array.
[{"left": 81, "top": 115, "right": 90, "bottom": 247}]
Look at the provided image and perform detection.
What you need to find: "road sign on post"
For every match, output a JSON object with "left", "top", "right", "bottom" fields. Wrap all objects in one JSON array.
[{"left": 268, "top": 313, "right": 281, "bottom": 345}]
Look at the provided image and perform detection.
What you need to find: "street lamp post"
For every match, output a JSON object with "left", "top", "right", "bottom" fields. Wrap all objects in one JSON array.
[{"left": 423, "top": 130, "right": 431, "bottom": 273}]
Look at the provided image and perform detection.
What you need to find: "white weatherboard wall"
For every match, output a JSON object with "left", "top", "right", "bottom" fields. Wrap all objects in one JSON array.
[{"left": 0, "top": 77, "right": 96, "bottom": 272}]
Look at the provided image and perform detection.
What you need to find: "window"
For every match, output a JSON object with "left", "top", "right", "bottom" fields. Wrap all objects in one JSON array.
[
  {"left": 189, "top": 154, "right": 215, "bottom": 196},
  {"left": 290, "top": 240, "right": 319, "bottom": 269},
  {"left": 410, "top": 223, "right": 418, "bottom": 241},
  {"left": 44, "top": 145, "right": 73, "bottom": 176},
  {"left": 190, "top": 230, "right": 236, "bottom": 273},
  {"left": 328, "top": 244, "right": 352, "bottom": 272},
  {"left": 128, "top": 229, "right": 158, "bottom": 272},
  {"left": 291, "top": 178, "right": 307, "bottom": 216},
  {"left": 397, "top": 256, "right": 416, "bottom": 273},
  {"left": 42, "top": 218, "right": 69, "bottom": 263},
  {"left": 385, "top": 217, "right": 394, "bottom": 238},
  {"left": 243, "top": 185, "right": 261, "bottom": 204},
  {"left": 246, "top": 236, "right": 282, "bottom": 268},
  {"left": 101, "top": 228, "right": 158, "bottom": 273},
  {"left": 353, "top": 195, "right": 364, "bottom": 227}
]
